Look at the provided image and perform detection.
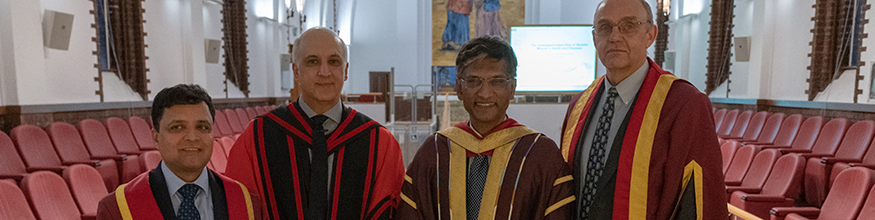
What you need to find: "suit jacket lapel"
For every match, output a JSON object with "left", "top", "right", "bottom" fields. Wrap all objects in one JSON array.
[
  {"left": 149, "top": 167, "right": 179, "bottom": 220},
  {"left": 209, "top": 170, "right": 229, "bottom": 220}
]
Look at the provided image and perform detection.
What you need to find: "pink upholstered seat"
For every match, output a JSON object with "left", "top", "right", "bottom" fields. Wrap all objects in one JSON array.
[
  {"left": 770, "top": 167, "right": 875, "bottom": 220},
  {"left": 62, "top": 164, "right": 108, "bottom": 217},
  {"left": 46, "top": 122, "right": 120, "bottom": 191},
  {"left": 730, "top": 154, "right": 805, "bottom": 219},
  {"left": 21, "top": 171, "right": 84, "bottom": 220}
]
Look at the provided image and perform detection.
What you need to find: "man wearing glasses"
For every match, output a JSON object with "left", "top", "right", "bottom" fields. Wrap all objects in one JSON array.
[
  {"left": 559, "top": 0, "right": 726, "bottom": 219},
  {"left": 397, "top": 36, "right": 574, "bottom": 220}
]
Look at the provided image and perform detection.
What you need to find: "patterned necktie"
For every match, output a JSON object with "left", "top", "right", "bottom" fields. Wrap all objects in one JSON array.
[
  {"left": 309, "top": 115, "right": 329, "bottom": 220},
  {"left": 177, "top": 184, "right": 201, "bottom": 220},
  {"left": 580, "top": 87, "right": 619, "bottom": 219},
  {"left": 467, "top": 155, "right": 490, "bottom": 220}
]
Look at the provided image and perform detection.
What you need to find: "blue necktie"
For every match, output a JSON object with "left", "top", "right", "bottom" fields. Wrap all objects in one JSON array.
[
  {"left": 177, "top": 184, "right": 201, "bottom": 220},
  {"left": 580, "top": 87, "right": 619, "bottom": 219},
  {"left": 467, "top": 155, "right": 490, "bottom": 220},
  {"left": 309, "top": 115, "right": 329, "bottom": 220}
]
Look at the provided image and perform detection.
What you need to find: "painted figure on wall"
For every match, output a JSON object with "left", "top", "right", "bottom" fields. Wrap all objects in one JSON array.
[
  {"left": 475, "top": 0, "right": 508, "bottom": 40},
  {"left": 442, "top": 0, "right": 472, "bottom": 51}
]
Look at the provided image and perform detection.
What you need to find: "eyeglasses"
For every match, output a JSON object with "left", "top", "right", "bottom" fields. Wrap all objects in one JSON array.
[
  {"left": 458, "top": 77, "right": 514, "bottom": 89},
  {"left": 593, "top": 20, "right": 651, "bottom": 36}
]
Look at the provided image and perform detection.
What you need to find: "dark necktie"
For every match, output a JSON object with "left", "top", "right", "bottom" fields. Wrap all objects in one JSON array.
[
  {"left": 177, "top": 184, "right": 201, "bottom": 220},
  {"left": 580, "top": 87, "right": 619, "bottom": 219},
  {"left": 309, "top": 115, "right": 329, "bottom": 220},
  {"left": 467, "top": 155, "right": 490, "bottom": 220}
]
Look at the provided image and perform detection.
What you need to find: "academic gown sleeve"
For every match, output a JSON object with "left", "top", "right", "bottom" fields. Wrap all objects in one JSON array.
[
  {"left": 536, "top": 138, "right": 576, "bottom": 220},
  {"left": 396, "top": 134, "right": 440, "bottom": 220},
  {"left": 369, "top": 127, "right": 406, "bottom": 219},
  {"left": 96, "top": 192, "right": 122, "bottom": 220},
  {"left": 224, "top": 122, "right": 264, "bottom": 216},
  {"left": 656, "top": 84, "right": 727, "bottom": 220}
]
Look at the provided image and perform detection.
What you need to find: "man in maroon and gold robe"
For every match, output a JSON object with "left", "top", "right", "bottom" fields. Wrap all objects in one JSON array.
[
  {"left": 397, "top": 36, "right": 574, "bottom": 220},
  {"left": 560, "top": 1, "right": 727, "bottom": 219},
  {"left": 224, "top": 27, "right": 405, "bottom": 220},
  {"left": 97, "top": 84, "right": 261, "bottom": 220}
]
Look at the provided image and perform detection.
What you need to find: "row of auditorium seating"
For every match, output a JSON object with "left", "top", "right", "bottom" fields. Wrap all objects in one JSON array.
[
  {"left": 0, "top": 104, "right": 278, "bottom": 220},
  {"left": 713, "top": 107, "right": 875, "bottom": 219},
  {"left": 211, "top": 105, "right": 279, "bottom": 139}
]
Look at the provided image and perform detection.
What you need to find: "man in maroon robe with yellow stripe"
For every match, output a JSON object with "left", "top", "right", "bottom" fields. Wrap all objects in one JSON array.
[
  {"left": 97, "top": 84, "right": 261, "bottom": 220},
  {"left": 397, "top": 36, "right": 575, "bottom": 220},
  {"left": 224, "top": 27, "right": 405, "bottom": 220},
  {"left": 560, "top": 0, "right": 727, "bottom": 219}
]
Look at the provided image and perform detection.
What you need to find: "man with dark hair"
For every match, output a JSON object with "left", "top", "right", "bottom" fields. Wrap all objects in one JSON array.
[
  {"left": 225, "top": 27, "right": 405, "bottom": 220},
  {"left": 397, "top": 36, "right": 575, "bottom": 220},
  {"left": 97, "top": 84, "right": 263, "bottom": 220},
  {"left": 559, "top": 0, "right": 726, "bottom": 219}
]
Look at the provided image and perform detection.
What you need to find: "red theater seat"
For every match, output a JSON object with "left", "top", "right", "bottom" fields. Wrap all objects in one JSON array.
[
  {"left": 79, "top": 119, "right": 141, "bottom": 183},
  {"left": 128, "top": 116, "right": 157, "bottom": 151},
  {"left": 246, "top": 107, "right": 258, "bottom": 119},
  {"left": 21, "top": 171, "right": 85, "bottom": 220},
  {"left": 219, "top": 136, "right": 235, "bottom": 157},
  {"left": 209, "top": 140, "right": 227, "bottom": 174},
  {"left": 0, "top": 131, "right": 28, "bottom": 182},
  {"left": 778, "top": 117, "right": 847, "bottom": 157},
  {"left": 717, "top": 109, "right": 740, "bottom": 137},
  {"left": 722, "top": 110, "right": 754, "bottom": 140},
  {"left": 725, "top": 111, "right": 771, "bottom": 144},
  {"left": 835, "top": 140, "right": 875, "bottom": 187},
  {"left": 0, "top": 180, "right": 37, "bottom": 220},
  {"left": 770, "top": 167, "right": 875, "bottom": 220},
  {"left": 857, "top": 184, "right": 875, "bottom": 220},
  {"left": 214, "top": 110, "right": 236, "bottom": 137},
  {"left": 62, "top": 164, "right": 108, "bottom": 217},
  {"left": 725, "top": 145, "right": 760, "bottom": 186},
  {"left": 744, "top": 114, "right": 801, "bottom": 147},
  {"left": 224, "top": 109, "right": 245, "bottom": 134},
  {"left": 730, "top": 154, "right": 805, "bottom": 219},
  {"left": 803, "top": 120, "right": 875, "bottom": 207},
  {"left": 722, "top": 141, "right": 741, "bottom": 174},
  {"left": 235, "top": 108, "right": 251, "bottom": 127},
  {"left": 105, "top": 117, "right": 144, "bottom": 155},
  {"left": 139, "top": 150, "right": 162, "bottom": 171},
  {"left": 727, "top": 149, "right": 781, "bottom": 200},
  {"left": 714, "top": 109, "right": 728, "bottom": 131},
  {"left": 46, "top": 122, "right": 119, "bottom": 191},
  {"left": 10, "top": 125, "right": 67, "bottom": 174},
  {"left": 255, "top": 106, "right": 267, "bottom": 115},
  {"left": 760, "top": 116, "right": 823, "bottom": 153}
]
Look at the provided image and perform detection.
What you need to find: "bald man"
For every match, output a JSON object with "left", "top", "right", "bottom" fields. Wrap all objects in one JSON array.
[
  {"left": 559, "top": 0, "right": 727, "bottom": 219},
  {"left": 225, "top": 27, "right": 405, "bottom": 220}
]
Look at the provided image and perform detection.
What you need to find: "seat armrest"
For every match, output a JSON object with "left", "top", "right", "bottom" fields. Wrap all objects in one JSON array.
[
  {"left": 61, "top": 160, "right": 102, "bottom": 167},
  {"left": 93, "top": 155, "right": 128, "bottom": 161},
  {"left": 726, "top": 186, "right": 761, "bottom": 194},
  {"left": 723, "top": 137, "right": 744, "bottom": 140},
  {"left": 799, "top": 153, "right": 831, "bottom": 158},
  {"left": 724, "top": 180, "right": 742, "bottom": 186},
  {"left": 849, "top": 163, "right": 875, "bottom": 169},
  {"left": 26, "top": 166, "right": 67, "bottom": 173},
  {"left": 82, "top": 213, "right": 96, "bottom": 220},
  {"left": 759, "top": 145, "right": 790, "bottom": 149},
  {"left": 742, "top": 195, "right": 789, "bottom": 202},
  {"left": 770, "top": 207, "right": 820, "bottom": 218},
  {"left": 0, "top": 173, "right": 26, "bottom": 182},
  {"left": 821, "top": 157, "right": 861, "bottom": 164},
  {"left": 779, "top": 149, "right": 812, "bottom": 154}
]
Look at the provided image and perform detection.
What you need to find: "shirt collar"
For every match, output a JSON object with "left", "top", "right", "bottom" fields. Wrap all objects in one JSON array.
[
  {"left": 161, "top": 161, "right": 209, "bottom": 196},
  {"left": 604, "top": 61, "right": 649, "bottom": 106},
  {"left": 298, "top": 97, "right": 343, "bottom": 123}
]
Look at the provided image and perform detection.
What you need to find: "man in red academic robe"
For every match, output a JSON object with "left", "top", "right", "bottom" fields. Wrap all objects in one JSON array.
[
  {"left": 397, "top": 36, "right": 575, "bottom": 220},
  {"left": 97, "top": 84, "right": 262, "bottom": 220},
  {"left": 224, "top": 27, "right": 405, "bottom": 220},
  {"left": 560, "top": 0, "right": 727, "bottom": 219}
]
